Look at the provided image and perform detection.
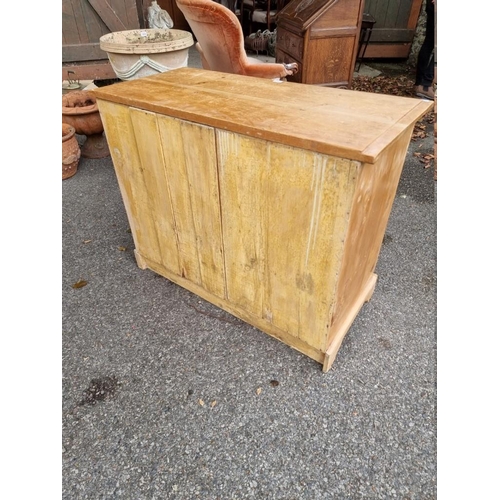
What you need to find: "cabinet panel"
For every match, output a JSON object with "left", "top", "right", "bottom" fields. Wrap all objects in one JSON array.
[{"left": 304, "top": 37, "right": 356, "bottom": 86}]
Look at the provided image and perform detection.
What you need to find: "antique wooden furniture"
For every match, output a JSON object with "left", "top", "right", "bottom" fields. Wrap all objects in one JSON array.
[
  {"left": 274, "top": 0, "right": 365, "bottom": 88},
  {"left": 94, "top": 67, "right": 432, "bottom": 372},
  {"left": 175, "top": 0, "right": 297, "bottom": 79}
]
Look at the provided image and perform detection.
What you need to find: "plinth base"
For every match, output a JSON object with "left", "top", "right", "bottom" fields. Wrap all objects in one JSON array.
[{"left": 81, "top": 133, "right": 110, "bottom": 158}]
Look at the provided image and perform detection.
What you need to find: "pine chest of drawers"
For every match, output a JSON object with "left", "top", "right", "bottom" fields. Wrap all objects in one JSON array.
[{"left": 94, "top": 68, "right": 432, "bottom": 371}]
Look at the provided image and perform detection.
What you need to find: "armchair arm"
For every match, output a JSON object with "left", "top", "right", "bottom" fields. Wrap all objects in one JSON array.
[
  {"left": 282, "top": 62, "right": 298, "bottom": 75},
  {"left": 242, "top": 61, "right": 298, "bottom": 79}
]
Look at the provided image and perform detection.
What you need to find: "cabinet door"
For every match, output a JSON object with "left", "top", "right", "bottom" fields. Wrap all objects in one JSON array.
[{"left": 362, "top": 0, "right": 423, "bottom": 58}]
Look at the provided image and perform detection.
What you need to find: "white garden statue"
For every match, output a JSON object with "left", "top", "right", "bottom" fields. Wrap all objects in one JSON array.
[{"left": 147, "top": 0, "right": 174, "bottom": 29}]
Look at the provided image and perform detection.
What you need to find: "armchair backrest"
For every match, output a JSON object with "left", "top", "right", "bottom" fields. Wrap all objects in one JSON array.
[
  {"left": 175, "top": 0, "right": 298, "bottom": 79},
  {"left": 175, "top": 0, "right": 250, "bottom": 75}
]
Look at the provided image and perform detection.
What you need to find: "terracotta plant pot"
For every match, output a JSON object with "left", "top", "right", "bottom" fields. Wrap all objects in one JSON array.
[
  {"left": 62, "top": 123, "right": 81, "bottom": 180},
  {"left": 99, "top": 28, "right": 194, "bottom": 81},
  {"left": 62, "top": 90, "right": 110, "bottom": 159}
]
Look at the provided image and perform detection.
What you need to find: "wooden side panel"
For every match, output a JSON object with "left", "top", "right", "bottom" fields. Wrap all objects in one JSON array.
[
  {"left": 96, "top": 101, "right": 166, "bottom": 268},
  {"left": 303, "top": 36, "right": 356, "bottom": 86},
  {"left": 218, "top": 130, "right": 359, "bottom": 350},
  {"left": 99, "top": 102, "right": 226, "bottom": 297},
  {"left": 327, "top": 125, "right": 414, "bottom": 347},
  {"left": 156, "top": 115, "right": 226, "bottom": 299}
]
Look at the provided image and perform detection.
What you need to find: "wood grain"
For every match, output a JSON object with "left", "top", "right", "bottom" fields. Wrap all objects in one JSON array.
[{"left": 94, "top": 68, "right": 433, "bottom": 163}]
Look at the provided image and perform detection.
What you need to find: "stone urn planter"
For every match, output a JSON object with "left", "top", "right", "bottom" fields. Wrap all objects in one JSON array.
[
  {"left": 99, "top": 28, "right": 194, "bottom": 81},
  {"left": 62, "top": 90, "right": 110, "bottom": 159},
  {"left": 62, "top": 123, "right": 81, "bottom": 180}
]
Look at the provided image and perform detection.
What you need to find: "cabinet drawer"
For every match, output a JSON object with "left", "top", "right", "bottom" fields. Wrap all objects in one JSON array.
[{"left": 276, "top": 28, "right": 303, "bottom": 62}]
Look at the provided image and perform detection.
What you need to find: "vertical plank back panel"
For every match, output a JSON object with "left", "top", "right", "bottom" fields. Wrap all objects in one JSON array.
[
  {"left": 218, "top": 130, "right": 359, "bottom": 349},
  {"left": 264, "top": 146, "right": 359, "bottom": 349},
  {"left": 217, "top": 131, "right": 268, "bottom": 318},
  {"left": 97, "top": 100, "right": 165, "bottom": 268},
  {"left": 159, "top": 117, "right": 226, "bottom": 298},
  {"left": 129, "top": 108, "right": 181, "bottom": 274}
]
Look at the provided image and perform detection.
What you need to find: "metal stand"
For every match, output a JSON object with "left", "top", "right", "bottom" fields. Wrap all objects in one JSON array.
[{"left": 356, "top": 13, "right": 376, "bottom": 72}]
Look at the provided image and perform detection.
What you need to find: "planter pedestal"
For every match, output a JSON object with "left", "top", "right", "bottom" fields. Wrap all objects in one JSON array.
[
  {"left": 100, "top": 29, "right": 194, "bottom": 81},
  {"left": 80, "top": 133, "right": 110, "bottom": 159}
]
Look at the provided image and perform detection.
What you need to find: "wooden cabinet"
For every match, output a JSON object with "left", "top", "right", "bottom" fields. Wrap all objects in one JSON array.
[
  {"left": 274, "top": 0, "right": 365, "bottom": 88},
  {"left": 94, "top": 68, "right": 432, "bottom": 372}
]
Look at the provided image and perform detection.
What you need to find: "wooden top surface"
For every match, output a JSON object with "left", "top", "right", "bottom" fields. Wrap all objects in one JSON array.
[{"left": 94, "top": 68, "right": 433, "bottom": 163}]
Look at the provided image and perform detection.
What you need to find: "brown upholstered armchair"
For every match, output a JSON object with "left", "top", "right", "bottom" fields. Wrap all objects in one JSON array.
[{"left": 175, "top": 0, "right": 298, "bottom": 79}]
